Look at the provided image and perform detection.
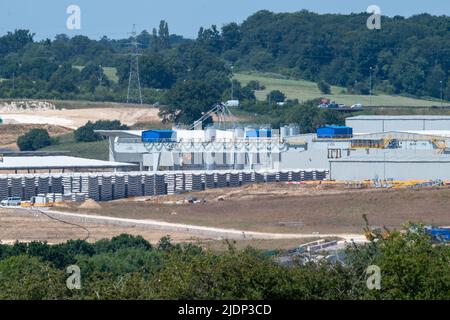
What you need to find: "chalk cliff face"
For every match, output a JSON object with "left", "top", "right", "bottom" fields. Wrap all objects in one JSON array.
[{"left": 0, "top": 100, "right": 56, "bottom": 112}]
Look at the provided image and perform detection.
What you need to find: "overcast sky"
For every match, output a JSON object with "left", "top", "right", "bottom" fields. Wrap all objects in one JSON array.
[{"left": 1, "top": 0, "right": 449, "bottom": 40}]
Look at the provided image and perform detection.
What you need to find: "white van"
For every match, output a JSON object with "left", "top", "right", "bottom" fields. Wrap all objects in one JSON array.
[{"left": 0, "top": 197, "right": 22, "bottom": 207}]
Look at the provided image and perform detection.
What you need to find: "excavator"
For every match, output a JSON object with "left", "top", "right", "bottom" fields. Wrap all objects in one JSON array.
[{"left": 363, "top": 214, "right": 391, "bottom": 241}]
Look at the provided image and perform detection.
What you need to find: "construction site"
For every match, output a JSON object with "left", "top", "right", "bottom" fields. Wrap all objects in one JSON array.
[{"left": 1, "top": 102, "right": 450, "bottom": 250}]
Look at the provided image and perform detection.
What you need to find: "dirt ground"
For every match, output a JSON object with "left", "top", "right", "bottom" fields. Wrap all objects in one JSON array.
[
  {"left": 0, "top": 107, "right": 160, "bottom": 130},
  {"left": 0, "top": 124, "right": 72, "bottom": 149},
  {"left": 56, "top": 184, "right": 450, "bottom": 234},
  {"left": 0, "top": 208, "right": 206, "bottom": 245}
]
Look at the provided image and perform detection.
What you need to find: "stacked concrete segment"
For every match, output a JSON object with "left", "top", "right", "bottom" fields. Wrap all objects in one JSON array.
[{"left": 0, "top": 169, "right": 329, "bottom": 202}]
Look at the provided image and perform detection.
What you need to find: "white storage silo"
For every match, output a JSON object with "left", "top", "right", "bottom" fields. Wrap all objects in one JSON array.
[
  {"left": 289, "top": 124, "right": 300, "bottom": 136},
  {"left": 234, "top": 128, "right": 245, "bottom": 139},
  {"left": 280, "top": 126, "right": 289, "bottom": 138},
  {"left": 205, "top": 126, "right": 217, "bottom": 142}
]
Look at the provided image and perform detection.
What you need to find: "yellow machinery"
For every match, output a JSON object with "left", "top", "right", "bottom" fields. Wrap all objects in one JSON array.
[
  {"left": 363, "top": 214, "right": 391, "bottom": 241},
  {"left": 352, "top": 133, "right": 447, "bottom": 154}
]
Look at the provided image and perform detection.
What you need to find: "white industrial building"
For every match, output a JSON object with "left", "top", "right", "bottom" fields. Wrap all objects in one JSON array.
[
  {"left": 346, "top": 115, "right": 450, "bottom": 134},
  {"left": 96, "top": 119, "right": 450, "bottom": 182},
  {"left": 96, "top": 127, "right": 308, "bottom": 172}
]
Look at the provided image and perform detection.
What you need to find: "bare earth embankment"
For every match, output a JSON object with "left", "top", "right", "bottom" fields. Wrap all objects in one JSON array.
[{"left": 55, "top": 184, "right": 450, "bottom": 234}]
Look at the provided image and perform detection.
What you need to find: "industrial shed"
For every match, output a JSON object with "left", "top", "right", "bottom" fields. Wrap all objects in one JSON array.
[
  {"left": 346, "top": 115, "right": 450, "bottom": 134},
  {"left": 329, "top": 154, "right": 450, "bottom": 180},
  {"left": 0, "top": 156, "right": 136, "bottom": 173}
]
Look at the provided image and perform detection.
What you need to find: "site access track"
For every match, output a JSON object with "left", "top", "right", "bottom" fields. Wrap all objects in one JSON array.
[{"left": 26, "top": 207, "right": 367, "bottom": 243}]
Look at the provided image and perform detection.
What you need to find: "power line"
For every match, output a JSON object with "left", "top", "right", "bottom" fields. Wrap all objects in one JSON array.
[{"left": 126, "top": 24, "right": 143, "bottom": 104}]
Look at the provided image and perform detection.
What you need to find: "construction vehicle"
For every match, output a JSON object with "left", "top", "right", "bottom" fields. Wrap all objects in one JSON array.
[{"left": 363, "top": 214, "right": 391, "bottom": 241}]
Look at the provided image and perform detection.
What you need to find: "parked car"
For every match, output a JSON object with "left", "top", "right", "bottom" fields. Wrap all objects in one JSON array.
[
  {"left": 0, "top": 197, "right": 22, "bottom": 207},
  {"left": 350, "top": 103, "right": 364, "bottom": 109}
]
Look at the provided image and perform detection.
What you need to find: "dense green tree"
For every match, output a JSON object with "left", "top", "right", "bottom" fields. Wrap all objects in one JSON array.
[
  {"left": 285, "top": 100, "right": 345, "bottom": 132},
  {"left": 139, "top": 54, "right": 175, "bottom": 89},
  {"left": 74, "top": 120, "right": 129, "bottom": 142},
  {"left": 161, "top": 79, "right": 223, "bottom": 125},
  {"left": 221, "top": 23, "right": 241, "bottom": 50},
  {"left": 197, "top": 25, "right": 222, "bottom": 53},
  {"left": 161, "top": 80, "right": 220, "bottom": 124},
  {"left": 0, "top": 255, "right": 67, "bottom": 300},
  {"left": 158, "top": 20, "right": 170, "bottom": 50},
  {"left": 317, "top": 80, "right": 331, "bottom": 94},
  {"left": 266, "top": 90, "right": 286, "bottom": 103},
  {"left": 425, "top": 65, "right": 446, "bottom": 98},
  {"left": 47, "top": 63, "right": 80, "bottom": 94},
  {"left": 0, "top": 11, "right": 449, "bottom": 104},
  {"left": 0, "top": 30, "right": 34, "bottom": 54},
  {"left": 17, "top": 128, "right": 52, "bottom": 151},
  {"left": 245, "top": 80, "right": 265, "bottom": 91}
]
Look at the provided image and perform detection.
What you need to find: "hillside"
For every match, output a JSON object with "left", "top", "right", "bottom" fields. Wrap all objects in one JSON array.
[{"left": 234, "top": 72, "right": 442, "bottom": 107}]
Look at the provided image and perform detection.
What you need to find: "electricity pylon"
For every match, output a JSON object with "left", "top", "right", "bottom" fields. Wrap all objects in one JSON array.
[{"left": 127, "top": 24, "right": 143, "bottom": 104}]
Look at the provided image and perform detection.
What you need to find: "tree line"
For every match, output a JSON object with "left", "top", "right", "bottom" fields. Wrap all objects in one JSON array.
[
  {"left": 0, "top": 11, "right": 449, "bottom": 127},
  {"left": 0, "top": 226, "right": 448, "bottom": 300}
]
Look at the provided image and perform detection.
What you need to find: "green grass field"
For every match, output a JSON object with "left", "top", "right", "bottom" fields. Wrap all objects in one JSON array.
[
  {"left": 234, "top": 72, "right": 444, "bottom": 107},
  {"left": 103, "top": 67, "right": 119, "bottom": 83},
  {"left": 73, "top": 65, "right": 119, "bottom": 83},
  {"left": 40, "top": 132, "right": 109, "bottom": 160}
]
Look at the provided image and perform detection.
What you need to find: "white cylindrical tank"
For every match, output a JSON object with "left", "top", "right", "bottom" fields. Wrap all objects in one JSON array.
[
  {"left": 225, "top": 100, "right": 240, "bottom": 107},
  {"left": 289, "top": 124, "right": 300, "bottom": 136},
  {"left": 234, "top": 128, "right": 245, "bottom": 139},
  {"left": 205, "top": 126, "right": 217, "bottom": 142},
  {"left": 280, "top": 125, "right": 289, "bottom": 138}
]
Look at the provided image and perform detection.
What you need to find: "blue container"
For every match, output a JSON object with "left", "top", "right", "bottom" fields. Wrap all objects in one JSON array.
[
  {"left": 259, "top": 129, "right": 272, "bottom": 138},
  {"left": 142, "top": 130, "right": 176, "bottom": 142},
  {"left": 245, "top": 129, "right": 259, "bottom": 138},
  {"left": 425, "top": 227, "right": 450, "bottom": 242},
  {"left": 317, "top": 125, "right": 352, "bottom": 138}
]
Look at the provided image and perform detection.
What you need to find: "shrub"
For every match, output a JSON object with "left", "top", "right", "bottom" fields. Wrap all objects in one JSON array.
[
  {"left": 266, "top": 90, "right": 286, "bottom": 103},
  {"left": 74, "top": 120, "right": 129, "bottom": 142},
  {"left": 17, "top": 128, "right": 52, "bottom": 151},
  {"left": 317, "top": 80, "right": 331, "bottom": 94}
]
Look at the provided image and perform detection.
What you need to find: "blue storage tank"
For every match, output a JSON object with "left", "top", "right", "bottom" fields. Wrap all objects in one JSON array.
[
  {"left": 142, "top": 130, "right": 176, "bottom": 142},
  {"left": 316, "top": 125, "right": 353, "bottom": 138}
]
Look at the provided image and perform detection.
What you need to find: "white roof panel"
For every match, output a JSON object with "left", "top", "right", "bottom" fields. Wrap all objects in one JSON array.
[
  {"left": 0, "top": 156, "right": 135, "bottom": 170},
  {"left": 347, "top": 115, "right": 450, "bottom": 120}
]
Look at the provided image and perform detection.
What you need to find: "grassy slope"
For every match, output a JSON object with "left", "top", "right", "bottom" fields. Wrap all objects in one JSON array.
[
  {"left": 73, "top": 65, "right": 119, "bottom": 83},
  {"left": 234, "top": 72, "right": 443, "bottom": 107},
  {"left": 103, "top": 67, "right": 119, "bottom": 83},
  {"left": 39, "top": 132, "right": 109, "bottom": 160}
]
